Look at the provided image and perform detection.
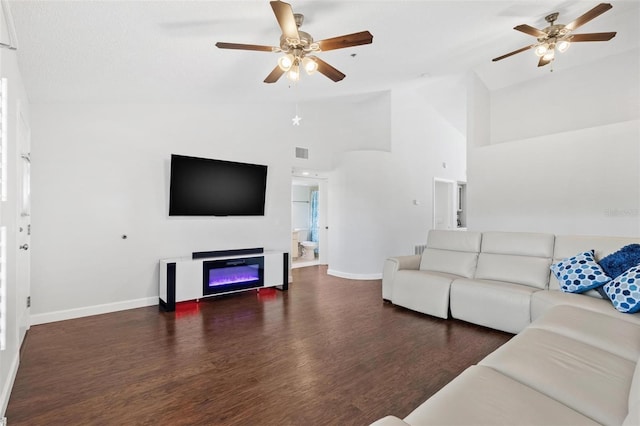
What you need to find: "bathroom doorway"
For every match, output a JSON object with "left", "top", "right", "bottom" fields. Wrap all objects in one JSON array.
[{"left": 291, "top": 175, "right": 327, "bottom": 269}]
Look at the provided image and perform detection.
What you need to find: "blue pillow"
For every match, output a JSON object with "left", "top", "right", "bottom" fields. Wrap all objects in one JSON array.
[
  {"left": 599, "top": 244, "right": 640, "bottom": 279},
  {"left": 603, "top": 265, "right": 640, "bottom": 313},
  {"left": 551, "top": 250, "right": 611, "bottom": 293}
]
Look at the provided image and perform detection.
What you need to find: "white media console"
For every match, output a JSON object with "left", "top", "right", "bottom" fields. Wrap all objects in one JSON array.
[{"left": 159, "top": 249, "right": 288, "bottom": 312}]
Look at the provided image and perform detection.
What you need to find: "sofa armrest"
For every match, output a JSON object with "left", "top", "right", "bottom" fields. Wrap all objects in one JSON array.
[
  {"left": 369, "top": 415, "right": 411, "bottom": 426},
  {"left": 382, "top": 255, "right": 421, "bottom": 300}
]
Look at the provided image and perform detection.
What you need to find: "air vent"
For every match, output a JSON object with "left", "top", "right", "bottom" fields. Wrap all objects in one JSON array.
[
  {"left": 295, "top": 147, "right": 309, "bottom": 159},
  {"left": 414, "top": 244, "right": 428, "bottom": 255}
]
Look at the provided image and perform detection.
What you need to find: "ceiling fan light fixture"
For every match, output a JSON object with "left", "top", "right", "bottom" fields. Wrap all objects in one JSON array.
[
  {"left": 534, "top": 44, "right": 549, "bottom": 57},
  {"left": 278, "top": 53, "right": 295, "bottom": 71},
  {"left": 542, "top": 49, "right": 555, "bottom": 61},
  {"left": 287, "top": 63, "right": 300, "bottom": 82},
  {"left": 302, "top": 56, "right": 318, "bottom": 75},
  {"left": 557, "top": 39, "right": 571, "bottom": 53}
]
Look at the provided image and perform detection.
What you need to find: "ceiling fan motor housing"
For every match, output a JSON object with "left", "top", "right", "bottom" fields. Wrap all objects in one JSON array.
[
  {"left": 541, "top": 24, "right": 569, "bottom": 41},
  {"left": 280, "top": 30, "right": 318, "bottom": 53}
]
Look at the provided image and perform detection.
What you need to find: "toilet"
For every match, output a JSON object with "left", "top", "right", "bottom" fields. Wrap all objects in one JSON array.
[{"left": 300, "top": 241, "right": 318, "bottom": 260}]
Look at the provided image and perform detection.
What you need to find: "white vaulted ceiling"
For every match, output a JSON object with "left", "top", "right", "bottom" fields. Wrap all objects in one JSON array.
[{"left": 7, "top": 0, "right": 640, "bottom": 104}]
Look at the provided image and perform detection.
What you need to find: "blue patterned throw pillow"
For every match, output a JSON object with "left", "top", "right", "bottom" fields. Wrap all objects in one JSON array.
[
  {"left": 551, "top": 250, "right": 611, "bottom": 293},
  {"left": 603, "top": 266, "right": 640, "bottom": 313}
]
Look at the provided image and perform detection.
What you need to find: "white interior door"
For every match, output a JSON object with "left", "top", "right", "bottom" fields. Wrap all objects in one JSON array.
[
  {"left": 433, "top": 178, "right": 455, "bottom": 230},
  {"left": 16, "top": 106, "right": 30, "bottom": 342}
]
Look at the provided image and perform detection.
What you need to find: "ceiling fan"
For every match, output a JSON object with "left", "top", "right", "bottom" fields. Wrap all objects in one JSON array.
[
  {"left": 492, "top": 2, "right": 617, "bottom": 67},
  {"left": 215, "top": 1, "right": 373, "bottom": 83}
]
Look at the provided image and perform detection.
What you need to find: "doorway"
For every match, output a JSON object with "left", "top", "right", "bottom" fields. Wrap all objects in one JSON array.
[
  {"left": 291, "top": 176, "right": 327, "bottom": 269},
  {"left": 433, "top": 178, "right": 456, "bottom": 230}
]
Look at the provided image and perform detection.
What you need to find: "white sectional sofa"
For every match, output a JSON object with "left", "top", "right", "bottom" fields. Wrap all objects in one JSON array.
[
  {"left": 375, "top": 230, "right": 640, "bottom": 425},
  {"left": 383, "top": 230, "right": 640, "bottom": 332}
]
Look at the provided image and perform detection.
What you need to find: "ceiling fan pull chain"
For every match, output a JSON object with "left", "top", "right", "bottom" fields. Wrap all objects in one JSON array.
[{"left": 291, "top": 84, "right": 302, "bottom": 126}]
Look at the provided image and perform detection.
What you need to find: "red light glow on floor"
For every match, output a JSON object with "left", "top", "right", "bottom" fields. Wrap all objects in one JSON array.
[
  {"left": 175, "top": 300, "right": 200, "bottom": 318},
  {"left": 256, "top": 288, "right": 278, "bottom": 301}
]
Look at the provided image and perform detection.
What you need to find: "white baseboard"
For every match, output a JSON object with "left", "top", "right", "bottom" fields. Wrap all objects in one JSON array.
[
  {"left": 30, "top": 297, "right": 158, "bottom": 325},
  {"left": 327, "top": 269, "right": 382, "bottom": 280},
  {"left": 0, "top": 350, "right": 19, "bottom": 417}
]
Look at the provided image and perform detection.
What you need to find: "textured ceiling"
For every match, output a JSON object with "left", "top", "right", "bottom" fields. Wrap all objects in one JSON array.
[{"left": 8, "top": 0, "right": 640, "bottom": 104}]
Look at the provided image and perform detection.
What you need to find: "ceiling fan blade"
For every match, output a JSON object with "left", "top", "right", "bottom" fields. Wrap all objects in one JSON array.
[
  {"left": 538, "top": 56, "right": 552, "bottom": 67},
  {"left": 270, "top": 1, "right": 300, "bottom": 41},
  {"left": 492, "top": 44, "right": 536, "bottom": 62},
  {"left": 316, "top": 31, "right": 373, "bottom": 52},
  {"left": 311, "top": 56, "right": 345, "bottom": 82},
  {"left": 215, "top": 42, "right": 275, "bottom": 52},
  {"left": 564, "top": 3, "right": 613, "bottom": 32},
  {"left": 264, "top": 66, "right": 285, "bottom": 83},
  {"left": 569, "top": 32, "right": 617, "bottom": 42},
  {"left": 513, "top": 24, "right": 547, "bottom": 38}
]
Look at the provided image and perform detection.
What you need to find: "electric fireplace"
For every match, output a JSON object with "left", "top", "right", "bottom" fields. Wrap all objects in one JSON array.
[{"left": 202, "top": 256, "right": 264, "bottom": 296}]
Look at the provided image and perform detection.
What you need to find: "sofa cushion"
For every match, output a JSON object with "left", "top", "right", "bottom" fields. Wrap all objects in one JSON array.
[
  {"left": 419, "top": 249, "right": 477, "bottom": 278},
  {"left": 480, "top": 231, "right": 555, "bottom": 258},
  {"left": 391, "top": 270, "right": 455, "bottom": 319},
  {"left": 603, "top": 266, "right": 640, "bottom": 314},
  {"left": 450, "top": 279, "right": 537, "bottom": 334},
  {"left": 480, "top": 327, "right": 636, "bottom": 426},
  {"left": 426, "top": 229, "right": 482, "bottom": 252},
  {"left": 402, "top": 365, "right": 599, "bottom": 426},
  {"left": 419, "top": 230, "right": 482, "bottom": 278},
  {"left": 528, "top": 305, "right": 640, "bottom": 361},
  {"left": 475, "top": 253, "right": 551, "bottom": 289},
  {"left": 550, "top": 250, "right": 611, "bottom": 293},
  {"left": 599, "top": 244, "right": 640, "bottom": 279},
  {"left": 530, "top": 290, "right": 640, "bottom": 325},
  {"left": 473, "top": 229, "right": 553, "bottom": 290}
]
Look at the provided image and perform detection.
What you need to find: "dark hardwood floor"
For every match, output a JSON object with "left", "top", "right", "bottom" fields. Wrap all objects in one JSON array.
[{"left": 7, "top": 266, "right": 512, "bottom": 425}]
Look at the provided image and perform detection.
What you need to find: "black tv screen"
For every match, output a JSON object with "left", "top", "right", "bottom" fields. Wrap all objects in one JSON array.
[{"left": 169, "top": 154, "right": 267, "bottom": 216}]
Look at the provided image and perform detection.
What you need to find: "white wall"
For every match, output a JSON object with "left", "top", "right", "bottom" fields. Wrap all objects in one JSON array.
[
  {"left": 292, "top": 91, "right": 391, "bottom": 170},
  {"left": 469, "top": 120, "right": 640, "bottom": 235},
  {"left": 468, "top": 49, "right": 640, "bottom": 236},
  {"left": 490, "top": 50, "right": 639, "bottom": 144},
  {"left": 29, "top": 95, "right": 390, "bottom": 323},
  {"left": 328, "top": 150, "right": 399, "bottom": 279},
  {"left": 466, "top": 71, "right": 490, "bottom": 148},
  {"left": 385, "top": 82, "right": 467, "bottom": 253},
  {"left": 327, "top": 79, "right": 468, "bottom": 278}
]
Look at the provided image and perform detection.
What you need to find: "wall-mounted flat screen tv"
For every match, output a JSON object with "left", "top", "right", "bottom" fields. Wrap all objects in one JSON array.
[{"left": 169, "top": 154, "right": 268, "bottom": 216}]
